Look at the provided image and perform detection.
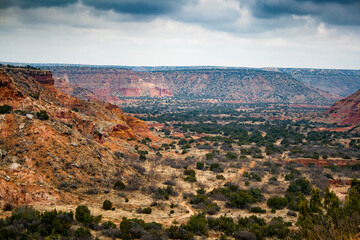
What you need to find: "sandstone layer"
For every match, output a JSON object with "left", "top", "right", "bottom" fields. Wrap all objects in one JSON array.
[
  {"left": 0, "top": 67, "right": 155, "bottom": 206},
  {"left": 44, "top": 66, "right": 339, "bottom": 105},
  {"left": 325, "top": 89, "right": 360, "bottom": 129}
]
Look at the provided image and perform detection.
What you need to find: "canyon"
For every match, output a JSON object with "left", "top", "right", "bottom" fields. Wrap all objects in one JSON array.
[{"left": 42, "top": 66, "right": 342, "bottom": 105}]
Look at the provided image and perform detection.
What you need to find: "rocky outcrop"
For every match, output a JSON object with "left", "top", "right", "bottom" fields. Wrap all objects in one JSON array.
[
  {"left": 44, "top": 66, "right": 336, "bottom": 104},
  {"left": 47, "top": 67, "right": 174, "bottom": 100},
  {"left": 325, "top": 89, "right": 360, "bottom": 127},
  {"left": 0, "top": 66, "right": 155, "bottom": 206},
  {"left": 54, "top": 77, "right": 98, "bottom": 101},
  {"left": 279, "top": 68, "right": 360, "bottom": 97},
  {"left": 17, "top": 68, "right": 55, "bottom": 86}
]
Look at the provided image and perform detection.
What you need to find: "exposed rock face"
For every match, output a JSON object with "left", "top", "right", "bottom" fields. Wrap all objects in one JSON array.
[
  {"left": 18, "top": 68, "right": 55, "bottom": 86},
  {"left": 325, "top": 89, "right": 360, "bottom": 127},
  {"left": 44, "top": 66, "right": 337, "bottom": 104},
  {"left": 54, "top": 77, "right": 98, "bottom": 101},
  {"left": 48, "top": 67, "right": 174, "bottom": 101},
  {"left": 279, "top": 68, "right": 360, "bottom": 97},
  {"left": 0, "top": 66, "right": 154, "bottom": 205},
  {"left": 139, "top": 69, "right": 337, "bottom": 104}
]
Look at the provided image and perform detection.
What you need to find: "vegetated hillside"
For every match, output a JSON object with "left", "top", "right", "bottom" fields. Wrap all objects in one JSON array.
[
  {"left": 325, "top": 89, "right": 360, "bottom": 129},
  {"left": 140, "top": 69, "right": 338, "bottom": 104},
  {"left": 45, "top": 66, "right": 338, "bottom": 105},
  {"left": 0, "top": 66, "right": 154, "bottom": 206},
  {"left": 279, "top": 68, "right": 360, "bottom": 97}
]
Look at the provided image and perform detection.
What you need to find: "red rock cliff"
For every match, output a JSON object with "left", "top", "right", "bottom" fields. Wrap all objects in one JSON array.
[{"left": 325, "top": 89, "right": 360, "bottom": 127}]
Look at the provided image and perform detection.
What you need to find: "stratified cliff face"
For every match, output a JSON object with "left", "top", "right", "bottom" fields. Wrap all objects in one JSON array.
[
  {"left": 46, "top": 66, "right": 338, "bottom": 105},
  {"left": 54, "top": 78, "right": 98, "bottom": 101},
  {"left": 0, "top": 67, "right": 154, "bottom": 205},
  {"left": 279, "top": 68, "right": 360, "bottom": 97},
  {"left": 49, "top": 67, "right": 174, "bottom": 102},
  {"left": 139, "top": 69, "right": 339, "bottom": 104},
  {"left": 325, "top": 89, "right": 360, "bottom": 127}
]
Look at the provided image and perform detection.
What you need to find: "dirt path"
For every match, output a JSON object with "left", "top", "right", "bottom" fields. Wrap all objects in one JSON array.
[
  {"left": 163, "top": 160, "right": 256, "bottom": 226},
  {"left": 175, "top": 201, "right": 195, "bottom": 222}
]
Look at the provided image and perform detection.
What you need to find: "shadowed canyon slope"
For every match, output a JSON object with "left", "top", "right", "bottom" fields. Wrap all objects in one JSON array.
[
  {"left": 279, "top": 68, "right": 360, "bottom": 97},
  {"left": 0, "top": 66, "right": 154, "bottom": 206},
  {"left": 46, "top": 66, "right": 340, "bottom": 105}
]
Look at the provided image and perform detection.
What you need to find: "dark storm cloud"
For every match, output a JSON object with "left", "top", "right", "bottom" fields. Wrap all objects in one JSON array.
[
  {"left": 0, "top": 0, "right": 76, "bottom": 9},
  {"left": 84, "top": 0, "right": 191, "bottom": 15},
  {"left": 0, "top": 0, "right": 191, "bottom": 15},
  {"left": 252, "top": 0, "right": 360, "bottom": 25},
  {"left": 1, "top": 0, "right": 359, "bottom": 28}
]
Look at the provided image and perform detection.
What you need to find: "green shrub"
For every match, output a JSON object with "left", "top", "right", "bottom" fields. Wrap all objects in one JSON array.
[
  {"left": 287, "top": 177, "right": 312, "bottom": 195},
  {"left": 196, "top": 162, "right": 205, "bottom": 170},
  {"left": 238, "top": 215, "right": 266, "bottom": 227},
  {"left": 226, "top": 152, "right": 237, "bottom": 160},
  {"left": 227, "top": 191, "right": 255, "bottom": 209},
  {"left": 184, "top": 169, "right": 196, "bottom": 176},
  {"left": 0, "top": 206, "right": 75, "bottom": 239},
  {"left": 36, "top": 110, "right": 49, "bottom": 120},
  {"left": 216, "top": 174, "right": 225, "bottom": 180},
  {"left": 137, "top": 207, "right": 152, "bottom": 214},
  {"left": 166, "top": 225, "right": 193, "bottom": 239},
  {"left": 139, "top": 154, "right": 146, "bottom": 161},
  {"left": 3, "top": 203, "right": 13, "bottom": 211},
  {"left": 102, "top": 200, "right": 113, "bottom": 210},
  {"left": 250, "top": 206, "right": 266, "bottom": 213},
  {"left": 114, "top": 180, "right": 125, "bottom": 190},
  {"left": 210, "top": 163, "right": 223, "bottom": 172},
  {"left": 263, "top": 217, "right": 290, "bottom": 239},
  {"left": 0, "top": 105, "right": 12, "bottom": 114},
  {"left": 75, "top": 205, "right": 101, "bottom": 228},
  {"left": 208, "top": 215, "right": 236, "bottom": 236},
  {"left": 75, "top": 205, "right": 91, "bottom": 223},
  {"left": 267, "top": 197, "right": 288, "bottom": 209},
  {"left": 75, "top": 227, "right": 92, "bottom": 239},
  {"left": 190, "top": 194, "right": 208, "bottom": 204},
  {"left": 184, "top": 175, "right": 197, "bottom": 182},
  {"left": 269, "top": 177, "right": 277, "bottom": 181},
  {"left": 206, "top": 153, "right": 214, "bottom": 160},
  {"left": 184, "top": 169, "right": 197, "bottom": 182},
  {"left": 183, "top": 213, "right": 208, "bottom": 235}
]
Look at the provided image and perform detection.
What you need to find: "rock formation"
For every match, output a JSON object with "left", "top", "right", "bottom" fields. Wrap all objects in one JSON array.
[
  {"left": 325, "top": 89, "right": 360, "bottom": 129},
  {"left": 44, "top": 66, "right": 338, "bottom": 105},
  {"left": 0, "top": 66, "right": 155, "bottom": 206}
]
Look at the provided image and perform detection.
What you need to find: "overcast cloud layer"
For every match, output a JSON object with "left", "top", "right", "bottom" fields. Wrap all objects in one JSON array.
[{"left": 0, "top": 0, "right": 359, "bottom": 68}]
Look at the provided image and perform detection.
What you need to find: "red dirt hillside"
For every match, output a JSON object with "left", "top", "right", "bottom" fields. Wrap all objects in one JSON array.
[
  {"left": 0, "top": 66, "right": 155, "bottom": 206},
  {"left": 325, "top": 89, "right": 360, "bottom": 128}
]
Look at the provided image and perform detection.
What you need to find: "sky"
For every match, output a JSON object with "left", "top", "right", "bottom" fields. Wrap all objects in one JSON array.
[{"left": 0, "top": 0, "right": 359, "bottom": 69}]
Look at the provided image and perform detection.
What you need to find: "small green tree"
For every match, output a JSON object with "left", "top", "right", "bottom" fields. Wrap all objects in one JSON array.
[
  {"left": 267, "top": 197, "right": 288, "bottom": 209},
  {"left": 74, "top": 227, "right": 92, "bottom": 239},
  {"left": 114, "top": 180, "right": 125, "bottom": 190},
  {"left": 36, "top": 110, "right": 49, "bottom": 120},
  {"left": 196, "top": 162, "right": 204, "bottom": 170},
  {"left": 75, "top": 205, "right": 91, "bottom": 224},
  {"left": 0, "top": 105, "right": 12, "bottom": 114},
  {"left": 102, "top": 200, "right": 113, "bottom": 210}
]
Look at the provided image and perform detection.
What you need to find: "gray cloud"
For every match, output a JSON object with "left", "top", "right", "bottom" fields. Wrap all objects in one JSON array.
[
  {"left": 1, "top": 0, "right": 359, "bottom": 27},
  {"left": 0, "top": 0, "right": 192, "bottom": 15},
  {"left": 84, "top": 0, "right": 192, "bottom": 15},
  {"left": 0, "top": 0, "right": 76, "bottom": 9},
  {"left": 252, "top": 0, "right": 360, "bottom": 25}
]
